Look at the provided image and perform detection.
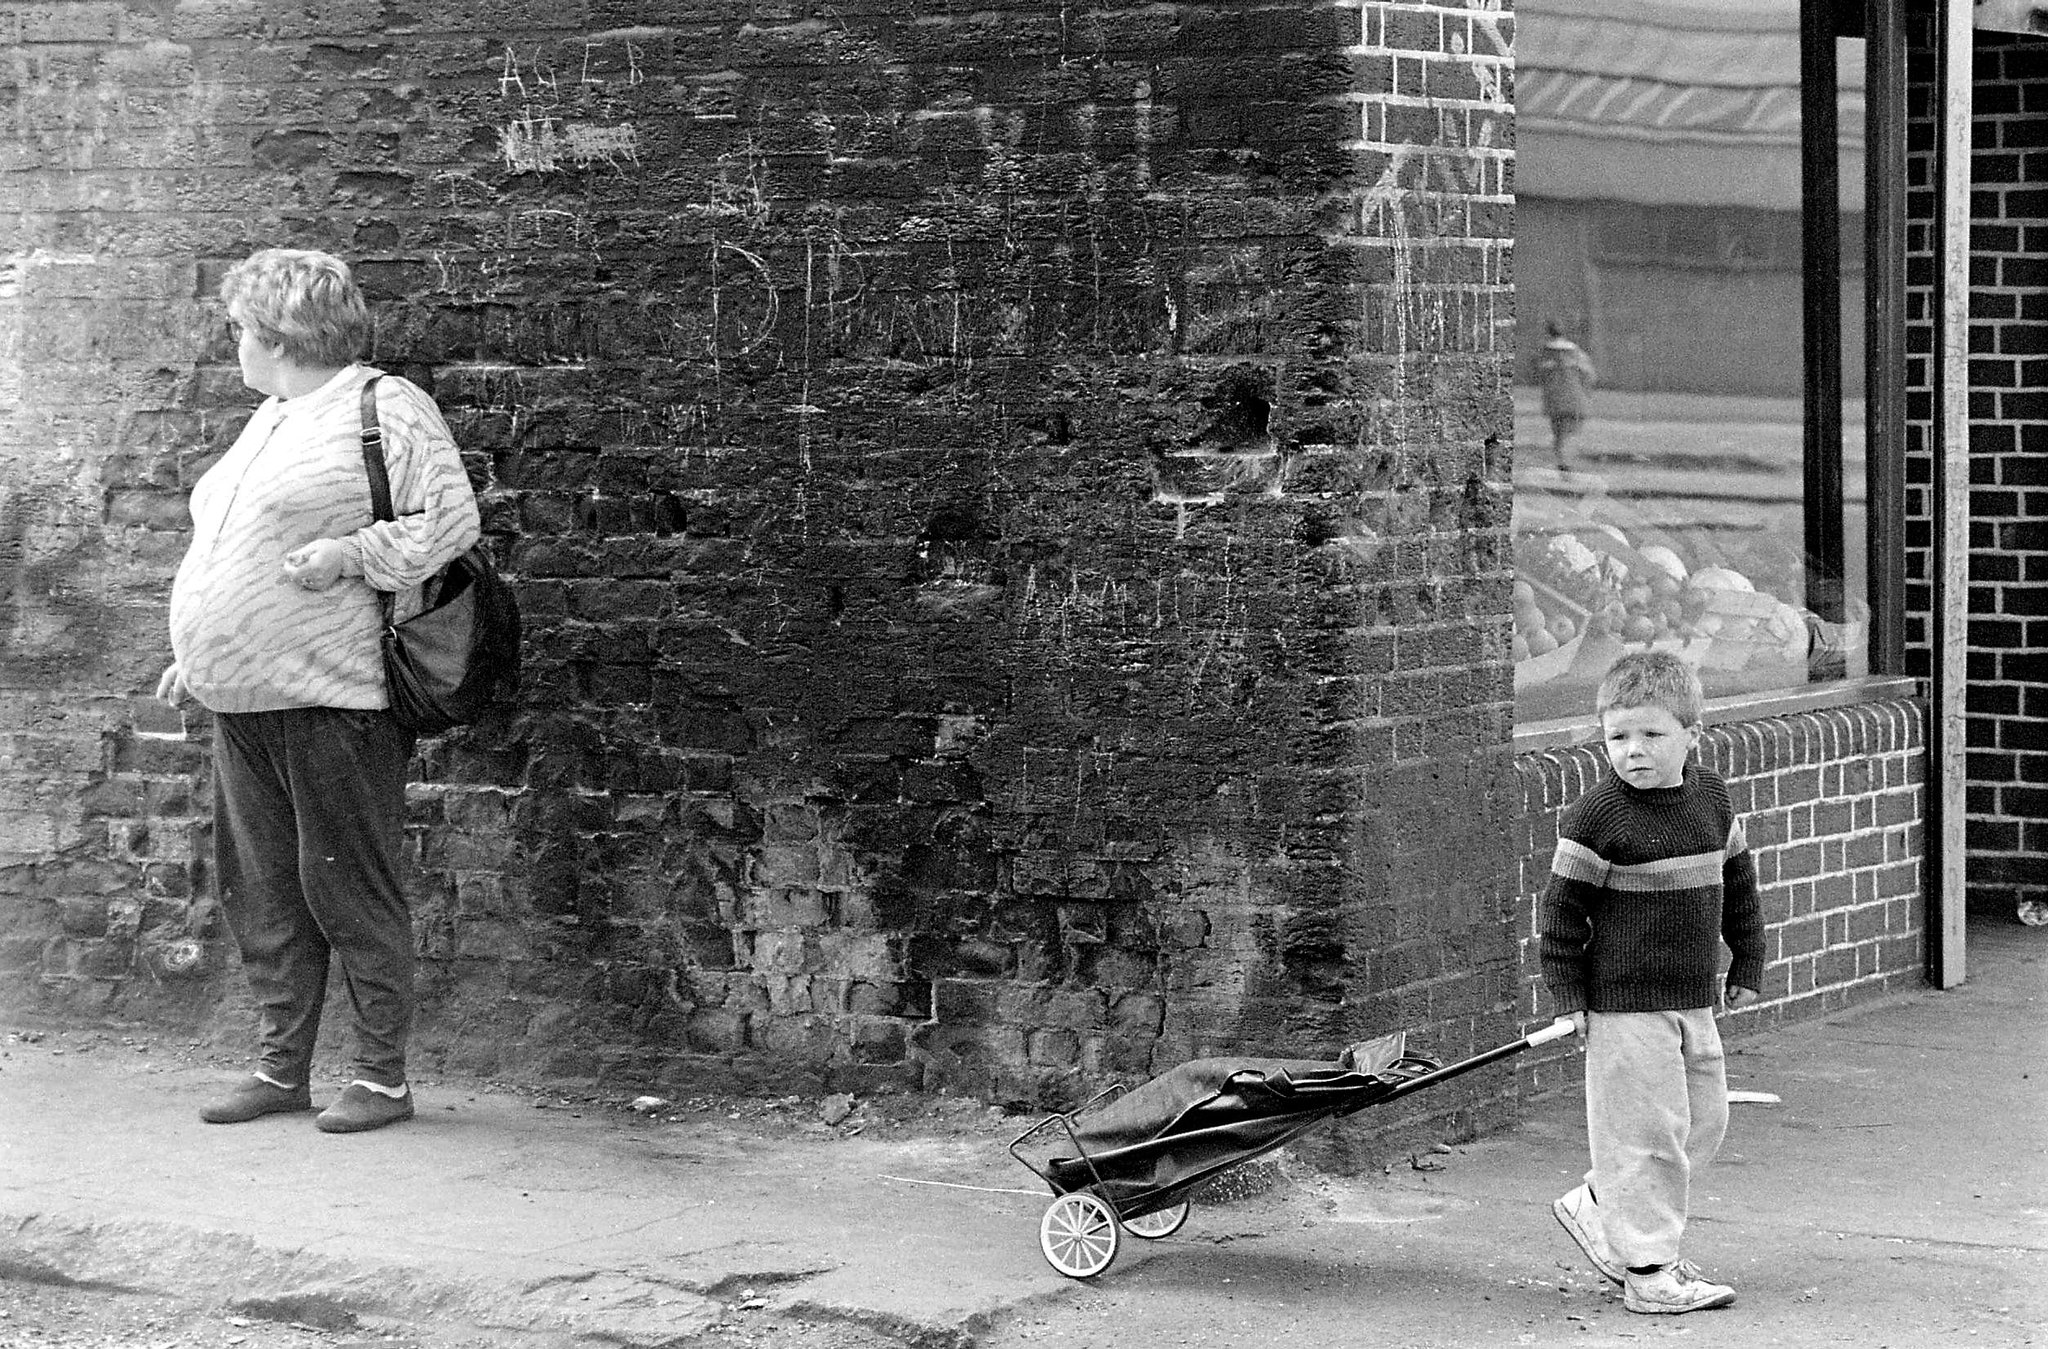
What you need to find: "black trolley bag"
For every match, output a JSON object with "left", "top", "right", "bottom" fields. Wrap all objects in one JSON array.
[{"left": 1009, "top": 1017, "right": 1581, "bottom": 1278}]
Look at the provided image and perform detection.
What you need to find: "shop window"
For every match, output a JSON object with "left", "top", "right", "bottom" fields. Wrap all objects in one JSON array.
[{"left": 1512, "top": 0, "right": 1882, "bottom": 728}]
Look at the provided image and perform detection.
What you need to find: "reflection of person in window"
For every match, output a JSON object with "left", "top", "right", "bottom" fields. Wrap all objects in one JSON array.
[{"left": 1539, "top": 320, "right": 1597, "bottom": 471}]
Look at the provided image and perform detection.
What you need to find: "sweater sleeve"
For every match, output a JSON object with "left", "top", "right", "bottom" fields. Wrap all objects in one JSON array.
[
  {"left": 347, "top": 377, "right": 481, "bottom": 592},
  {"left": 1538, "top": 832, "right": 1609, "bottom": 1016},
  {"left": 1721, "top": 814, "right": 1766, "bottom": 992}
]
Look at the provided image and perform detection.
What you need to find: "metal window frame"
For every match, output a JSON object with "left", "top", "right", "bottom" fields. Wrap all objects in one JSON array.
[
  {"left": 1861, "top": 0, "right": 1910, "bottom": 679},
  {"left": 1807, "top": 0, "right": 1910, "bottom": 667},
  {"left": 1929, "top": 0, "right": 1973, "bottom": 989},
  {"left": 1515, "top": 2, "right": 1915, "bottom": 753},
  {"left": 1803, "top": 3, "right": 1847, "bottom": 635}
]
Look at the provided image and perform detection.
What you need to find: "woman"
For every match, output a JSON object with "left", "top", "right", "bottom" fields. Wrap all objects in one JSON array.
[{"left": 157, "top": 248, "right": 480, "bottom": 1133}]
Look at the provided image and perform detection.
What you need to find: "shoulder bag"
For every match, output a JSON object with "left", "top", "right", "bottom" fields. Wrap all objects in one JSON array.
[{"left": 358, "top": 376, "right": 521, "bottom": 735}]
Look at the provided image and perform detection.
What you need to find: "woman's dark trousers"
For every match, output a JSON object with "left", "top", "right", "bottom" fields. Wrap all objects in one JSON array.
[{"left": 213, "top": 707, "right": 417, "bottom": 1089}]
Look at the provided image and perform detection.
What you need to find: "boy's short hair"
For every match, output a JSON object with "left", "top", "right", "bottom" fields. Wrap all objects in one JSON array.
[
  {"left": 1596, "top": 650, "right": 1704, "bottom": 727},
  {"left": 220, "top": 248, "right": 370, "bottom": 368}
]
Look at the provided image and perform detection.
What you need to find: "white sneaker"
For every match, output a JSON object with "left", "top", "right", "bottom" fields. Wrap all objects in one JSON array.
[
  {"left": 1551, "top": 1185, "right": 1624, "bottom": 1284},
  {"left": 1623, "top": 1262, "right": 1736, "bottom": 1314}
]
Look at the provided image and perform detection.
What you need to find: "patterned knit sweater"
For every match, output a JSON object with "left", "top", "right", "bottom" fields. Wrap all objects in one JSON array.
[
  {"left": 169, "top": 365, "right": 481, "bottom": 714},
  {"left": 1539, "top": 762, "right": 1766, "bottom": 1015}
]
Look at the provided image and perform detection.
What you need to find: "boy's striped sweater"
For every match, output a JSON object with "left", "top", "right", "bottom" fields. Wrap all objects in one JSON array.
[{"left": 1539, "top": 762, "right": 1766, "bottom": 1015}]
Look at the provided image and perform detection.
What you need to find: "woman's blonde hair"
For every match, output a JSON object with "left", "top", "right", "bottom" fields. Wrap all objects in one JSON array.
[{"left": 220, "top": 248, "right": 370, "bottom": 368}]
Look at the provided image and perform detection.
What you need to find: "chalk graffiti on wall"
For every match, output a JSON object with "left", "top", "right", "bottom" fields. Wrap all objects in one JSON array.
[
  {"left": 564, "top": 123, "right": 640, "bottom": 168},
  {"left": 498, "top": 113, "right": 562, "bottom": 173},
  {"left": 1462, "top": 0, "right": 1511, "bottom": 112},
  {"left": 469, "top": 29, "right": 1184, "bottom": 370},
  {"left": 497, "top": 43, "right": 640, "bottom": 174},
  {"left": 580, "top": 33, "right": 646, "bottom": 86},
  {"left": 499, "top": 117, "right": 642, "bottom": 173},
  {"left": 1339, "top": 0, "right": 1513, "bottom": 421}
]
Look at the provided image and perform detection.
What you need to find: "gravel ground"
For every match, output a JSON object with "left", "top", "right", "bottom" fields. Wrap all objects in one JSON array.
[
  {"left": 0, "top": 1280, "right": 927, "bottom": 1349},
  {"left": 0, "top": 1280, "right": 437, "bottom": 1349}
]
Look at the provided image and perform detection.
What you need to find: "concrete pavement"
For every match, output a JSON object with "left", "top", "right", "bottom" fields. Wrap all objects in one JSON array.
[{"left": 2, "top": 917, "right": 2042, "bottom": 1348}]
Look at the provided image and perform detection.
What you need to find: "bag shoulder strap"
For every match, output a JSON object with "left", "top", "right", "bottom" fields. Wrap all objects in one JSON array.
[
  {"left": 359, "top": 376, "right": 395, "bottom": 523},
  {"left": 357, "top": 376, "right": 398, "bottom": 620}
]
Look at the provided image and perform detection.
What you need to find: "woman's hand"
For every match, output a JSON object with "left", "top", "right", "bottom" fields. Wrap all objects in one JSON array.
[
  {"left": 154, "top": 663, "right": 190, "bottom": 707},
  {"left": 282, "top": 538, "right": 348, "bottom": 592}
]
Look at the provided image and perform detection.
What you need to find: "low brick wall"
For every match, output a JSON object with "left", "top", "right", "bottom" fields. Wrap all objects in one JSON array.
[{"left": 1510, "top": 697, "right": 1929, "bottom": 1097}]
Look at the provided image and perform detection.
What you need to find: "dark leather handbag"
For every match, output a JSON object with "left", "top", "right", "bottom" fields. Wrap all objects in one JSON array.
[{"left": 358, "top": 377, "right": 521, "bottom": 735}]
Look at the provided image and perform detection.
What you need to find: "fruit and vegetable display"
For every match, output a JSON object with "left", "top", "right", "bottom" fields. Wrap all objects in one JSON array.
[{"left": 1512, "top": 525, "right": 1814, "bottom": 691}]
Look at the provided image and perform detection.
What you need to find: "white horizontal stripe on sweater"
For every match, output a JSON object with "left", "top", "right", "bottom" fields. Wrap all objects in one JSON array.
[{"left": 1550, "top": 837, "right": 1732, "bottom": 893}]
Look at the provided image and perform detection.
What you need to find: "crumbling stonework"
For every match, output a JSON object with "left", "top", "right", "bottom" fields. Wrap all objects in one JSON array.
[{"left": 1, "top": 1, "right": 1527, "bottom": 1121}]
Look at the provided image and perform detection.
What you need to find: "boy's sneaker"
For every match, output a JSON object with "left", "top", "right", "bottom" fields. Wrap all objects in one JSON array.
[
  {"left": 1623, "top": 1261, "right": 1736, "bottom": 1315},
  {"left": 1551, "top": 1185, "right": 1624, "bottom": 1284}
]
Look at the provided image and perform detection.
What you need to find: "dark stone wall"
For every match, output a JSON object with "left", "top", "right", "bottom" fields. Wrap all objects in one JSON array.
[{"left": 1, "top": 0, "right": 1525, "bottom": 1123}]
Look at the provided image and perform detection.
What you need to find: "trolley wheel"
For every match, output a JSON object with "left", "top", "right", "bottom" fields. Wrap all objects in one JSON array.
[
  {"left": 1039, "top": 1191, "right": 1121, "bottom": 1279},
  {"left": 1123, "top": 1200, "right": 1191, "bottom": 1240}
]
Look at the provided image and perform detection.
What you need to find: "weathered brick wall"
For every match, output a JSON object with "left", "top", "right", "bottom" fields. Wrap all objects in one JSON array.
[
  {"left": 1903, "top": 22, "right": 2047, "bottom": 917},
  {"left": 1956, "top": 34, "right": 2046, "bottom": 917},
  {"left": 1903, "top": 10, "right": 1938, "bottom": 666},
  {"left": 2, "top": 0, "right": 1528, "bottom": 1128},
  {"left": 0, "top": 117, "right": 221, "bottom": 1012},
  {"left": 1511, "top": 699, "right": 1929, "bottom": 1088}
]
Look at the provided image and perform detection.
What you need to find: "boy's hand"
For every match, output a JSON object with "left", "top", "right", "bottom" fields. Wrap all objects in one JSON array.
[
  {"left": 1567, "top": 1010, "right": 1587, "bottom": 1037},
  {"left": 1722, "top": 985, "right": 1759, "bottom": 1013}
]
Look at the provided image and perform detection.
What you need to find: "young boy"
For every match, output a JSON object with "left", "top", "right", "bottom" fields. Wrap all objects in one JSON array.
[{"left": 1539, "top": 651, "right": 1764, "bottom": 1314}]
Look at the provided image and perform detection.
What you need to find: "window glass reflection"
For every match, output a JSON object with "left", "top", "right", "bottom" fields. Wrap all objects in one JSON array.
[{"left": 1512, "top": 0, "right": 1868, "bottom": 724}]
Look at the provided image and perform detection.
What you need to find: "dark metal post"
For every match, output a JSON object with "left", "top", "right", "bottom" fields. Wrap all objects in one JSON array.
[
  {"left": 1803, "top": 0, "right": 1847, "bottom": 634},
  {"left": 1864, "top": 0, "right": 1908, "bottom": 675}
]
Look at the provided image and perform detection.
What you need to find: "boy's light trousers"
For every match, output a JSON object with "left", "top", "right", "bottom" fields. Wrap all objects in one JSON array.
[{"left": 1583, "top": 1007, "right": 1729, "bottom": 1270}]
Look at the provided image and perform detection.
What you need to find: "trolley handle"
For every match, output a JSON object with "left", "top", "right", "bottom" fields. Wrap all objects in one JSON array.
[{"left": 1372, "top": 1017, "right": 1580, "bottom": 1106}]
